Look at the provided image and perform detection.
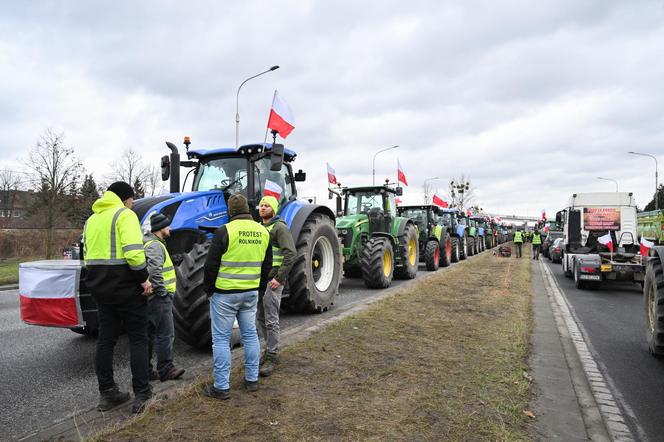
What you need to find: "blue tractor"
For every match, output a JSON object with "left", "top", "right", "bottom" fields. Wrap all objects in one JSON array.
[{"left": 130, "top": 138, "right": 342, "bottom": 348}]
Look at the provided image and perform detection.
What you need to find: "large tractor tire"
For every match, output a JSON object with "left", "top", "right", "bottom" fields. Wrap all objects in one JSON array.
[
  {"left": 394, "top": 223, "right": 419, "bottom": 280},
  {"left": 467, "top": 237, "right": 475, "bottom": 256},
  {"left": 459, "top": 236, "right": 468, "bottom": 260},
  {"left": 439, "top": 234, "right": 452, "bottom": 267},
  {"left": 282, "top": 213, "right": 342, "bottom": 313},
  {"left": 450, "top": 237, "right": 460, "bottom": 263},
  {"left": 645, "top": 257, "right": 664, "bottom": 356},
  {"left": 173, "top": 242, "right": 213, "bottom": 348},
  {"left": 424, "top": 240, "right": 440, "bottom": 271},
  {"left": 361, "top": 237, "right": 394, "bottom": 288}
]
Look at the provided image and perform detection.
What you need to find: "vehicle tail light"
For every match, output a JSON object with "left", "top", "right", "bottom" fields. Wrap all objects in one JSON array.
[
  {"left": 554, "top": 247, "right": 561, "bottom": 252},
  {"left": 580, "top": 266, "right": 597, "bottom": 273}
]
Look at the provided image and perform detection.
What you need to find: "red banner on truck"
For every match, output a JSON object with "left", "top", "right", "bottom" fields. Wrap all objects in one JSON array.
[{"left": 583, "top": 208, "right": 621, "bottom": 231}]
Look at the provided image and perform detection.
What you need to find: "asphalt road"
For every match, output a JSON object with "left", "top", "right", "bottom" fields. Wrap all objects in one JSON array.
[
  {"left": 0, "top": 262, "right": 437, "bottom": 440},
  {"left": 544, "top": 259, "right": 664, "bottom": 442}
]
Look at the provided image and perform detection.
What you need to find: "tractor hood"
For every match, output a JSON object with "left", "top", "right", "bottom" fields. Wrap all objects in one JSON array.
[
  {"left": 336, "top": 214, "right": 368, "bottom": 230},
  {"left": 133, "top": 190, "right": 229, "bottom": 233}
]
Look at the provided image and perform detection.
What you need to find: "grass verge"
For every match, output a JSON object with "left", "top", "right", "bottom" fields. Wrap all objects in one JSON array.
[
  {"left": 95, "top": 249, "right": 534, "bottom": 441},
  {"left": 0, "top": 257, "right": 27, "bottom": 285}
]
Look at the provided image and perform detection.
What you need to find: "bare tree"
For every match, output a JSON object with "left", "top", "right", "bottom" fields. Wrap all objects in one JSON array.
[
  {"left": 422, "top": 181, "right": 438, "bottom": 205},
  {"left": 0, "top": 168, "right": 23, "bottom": 219},
  {"left": 448, "top": 175, "right": 475, "bottom": 210},
  {"left": 107, "top": 147, "right": 147, "bottom": 185},
  {"left": 25, "top": 129, "right": 83, "bottom": 258},
  {"left": 143, "top": 164, "right": 165, "bottom": 196}
]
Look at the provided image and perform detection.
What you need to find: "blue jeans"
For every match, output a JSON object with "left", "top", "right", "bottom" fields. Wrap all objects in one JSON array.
[
  {"left": 209, "top": 291, "right": 260, "bottom": 390},
  {"left": 147, "top": 295, "right": 175, "bottom": 379}
]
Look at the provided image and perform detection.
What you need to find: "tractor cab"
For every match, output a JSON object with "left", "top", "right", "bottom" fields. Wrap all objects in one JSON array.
[
  {"left": 397, "top": 205, "right": 440, "bottom": 242},
  {"left": 341, "top": 185, "right": 401, "bottom": 234}
]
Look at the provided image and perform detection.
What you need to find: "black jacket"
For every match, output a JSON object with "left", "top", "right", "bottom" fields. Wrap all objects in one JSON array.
[{"left": 203, "top": 214, "right": 273, "bottom": 296}]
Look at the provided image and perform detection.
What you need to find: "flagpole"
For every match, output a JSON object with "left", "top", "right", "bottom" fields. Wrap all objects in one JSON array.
[{"left": 264, "top": 90, "right": 277, "bottom": 144}]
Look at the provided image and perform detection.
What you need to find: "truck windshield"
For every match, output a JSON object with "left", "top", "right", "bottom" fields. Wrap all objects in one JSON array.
[
  {"left": 346, "top": 191, "right": 384, "bottom": 215},
  {"left": 193, "top": 157, "right": 249, "bottom": 193}
]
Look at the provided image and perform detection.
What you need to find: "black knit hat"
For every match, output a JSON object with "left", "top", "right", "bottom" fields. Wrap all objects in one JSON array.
[
  {"left": 228, "top": 193, "right": 250, "bottom": 218},
  {"left": 150, "top": 213, "right": 171, "bottom": 232},
  {"left": 107, "top": 181, "right": 135, "bottom": 202}
]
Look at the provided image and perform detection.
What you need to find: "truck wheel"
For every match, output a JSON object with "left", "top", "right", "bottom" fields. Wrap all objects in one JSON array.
[
  {"left": 563, "top": 255, "right": 573, "bottom": 278},
  {"left": 173, "top": 242, "right": 212, "bottom": 348},
  {"left": 645, "top": 257, "right": 664, "bottom": 355},
  {"left": 361, "top": 237, "right": 394, "bottom": 288},
  {"left": 439, "top": 235, "right": 452, "bottom": 267},
  {"left": 459, "top": 236, "right": 468, "bottom": 260},
  {"left": 450, "top": 237, "right": 460, "bottom": 263},
  {"left": 394, "top": 223, "right": 419, "bottom": 279},
  {"left": 424, "top": 240, "right": 440, "bottom": 271},
  {"left": 283, "top": 213, "right": 342, "bottom": 313},
  {"left": 467, "top": 237, "right": 475, "bottom": 256},
  {"left": 573, "top": 262, "right": 587, "bottom": 290}
]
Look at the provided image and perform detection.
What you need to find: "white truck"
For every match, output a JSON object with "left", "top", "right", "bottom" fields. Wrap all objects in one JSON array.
[{"left": 556, "top": 192, "right": 645, "bottom": 289}]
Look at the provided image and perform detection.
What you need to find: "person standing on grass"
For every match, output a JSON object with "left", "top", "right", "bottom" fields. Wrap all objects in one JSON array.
[
  {"left": 83, "top": 181, "right": 153, "bottom": 414},
  {"left": 256, "top": 195, "right": 296, "bottom": 377},
  {"left": 513, "top": 229, "right": 523, "bottom": 258},
  {"left": 201, "top": 194, "right": 272, "bottom": 400},
  {"left": 144, "top": 213, "right": 185, "bottom": 383},
  {"left": 532, "top": 230, "right": 542, "bottom": 260}
]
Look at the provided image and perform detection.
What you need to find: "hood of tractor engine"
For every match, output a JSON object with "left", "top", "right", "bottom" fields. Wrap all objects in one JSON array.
[
  {"left": 335, "top": 214, "right": 369, "bottom": 230},
  {"left": 133, "top": 190, "right": 229, "bottom": 233}
]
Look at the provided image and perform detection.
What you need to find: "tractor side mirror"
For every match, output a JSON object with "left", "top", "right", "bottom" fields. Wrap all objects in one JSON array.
[
  {"left": 294, "top": 169, "right": 306, "bottom": 182},
  {"left": 336, "top": 195, "right": 343, "bottom": 216},
  {"left": 270, "top": 144, "right": 285, "bottom": 171},
  {"left": 161, "top": 155, "right": 170, "bottom": 181},
  {"left": 396, "top": 186, "right": 403, "bottom": 196}
]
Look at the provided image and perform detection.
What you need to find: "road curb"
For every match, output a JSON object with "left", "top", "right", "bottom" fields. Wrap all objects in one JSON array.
[
  {"left": 538, "top": 260, "right": 633, "bottom": 441},
  {"left": 20, "top": 247, "right": 495, "bottom": 441},
  {"left": 0, "top": 283, "right": 18, "bottom": 291}
]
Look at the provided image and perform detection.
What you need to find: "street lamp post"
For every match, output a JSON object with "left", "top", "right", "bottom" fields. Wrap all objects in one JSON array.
[
  {"left": 628, "top": 151, "right": 659, "bottom": 210},
  {"left": 235, "top": 65, "right": 280, "bottom": 148},
  {"left": 597, "top": 176, "right": 618, "bottom": 192},
  {"left": 423, "top": 177, "right": 440, "bottom": 204},
  {"left": 372, "top": 145, "right": 398, "bottom": 185}
]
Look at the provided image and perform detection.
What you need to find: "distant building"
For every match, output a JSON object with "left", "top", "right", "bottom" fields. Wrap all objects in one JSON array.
[{"left": 0, "top": 190, "right": 78, "bottom": 229}]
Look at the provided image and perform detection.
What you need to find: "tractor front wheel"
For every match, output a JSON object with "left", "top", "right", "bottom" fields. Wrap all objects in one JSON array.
[
  {"left": 424, "top": 240, "right": 440, "bottom": 271},
  {"left": 439, "top": 234, "right": 452, "bottom": 267},
  {"left": 394, "top": 223, "right": 419, "bottom": 280},
  {"left": 450, "top": 237, "right": 460, "bottom": 263},
  {"left": 361, "top": 237, "right": 394, "bottom": 288}
]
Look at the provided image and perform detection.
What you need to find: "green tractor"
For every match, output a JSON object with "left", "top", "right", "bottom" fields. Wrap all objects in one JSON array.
[
  {"left": 458, "top": 213, "right": 478, "bottom": 256},
  {"left": 397, "top": 204, "right": 452, "bottom": 271},
  {"left": 335, "top": 185, "right": 419, "bottom": 288},
  {"left": 438, "top": 208, "right": 466, "bottom": 262}
]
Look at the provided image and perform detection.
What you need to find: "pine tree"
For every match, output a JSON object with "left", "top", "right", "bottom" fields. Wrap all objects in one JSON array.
[
  {"left": 644, "top": 184, "right": 664, "bottom": 211},
  {"left": 72, "top": 174, "right": 100, "bottom": 225},
  {"left": 133, "top": 177, "right": 145, "bottom": 199}
]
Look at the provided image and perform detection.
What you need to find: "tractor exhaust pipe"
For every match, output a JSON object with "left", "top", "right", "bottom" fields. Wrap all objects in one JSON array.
[{"left": 165, "top": 142, "right": 181, "bottom": 193}]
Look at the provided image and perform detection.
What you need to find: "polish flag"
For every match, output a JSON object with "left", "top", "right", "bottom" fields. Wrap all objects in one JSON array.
[
  {"left": 397, "top": 159, "right": 408, "bottom": 186},
  {"left": 395, "top": 197, "right": 402, "bottom": 205},
  {"left": 19, "top": 261, "right": 83, "bottom": 328},
  {"left": 466, "top": 209, "right": 473, "bottom": 216},
  {"left": 263, "top": 179, "right": 282, "bottom": 200},
  {"left": 267, "top": 90, "right": 295, "bottom": 138},
  {"left": 598, "top": 233, "right": 614, "bottom": 253},
  {"left": 432, "top": 193, "right": 448, "bottom": 208},
  {"left": 640, "top": 237, "right": 655, "bottom": 257},
  {"left": 541, "top": 209, "right": 546, "bottom": 220},
  {"left": 326, "top": 163, "right": 337, "bottom": 185}
]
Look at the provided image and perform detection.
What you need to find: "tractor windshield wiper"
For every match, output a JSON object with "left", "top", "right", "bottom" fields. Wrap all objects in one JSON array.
[{"left": 220, "top": 174, "right": 246, "bottom": 192}]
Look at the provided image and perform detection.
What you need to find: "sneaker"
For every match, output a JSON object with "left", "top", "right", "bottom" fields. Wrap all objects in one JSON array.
[
  {"left": 244, "top": 379, "right": 259, "bottom": 392},
  {"left": 160, "top": 367, "right": 185, "bottom": 382},
  {"left": 202, "top": 384, "right": 230, "bottom": 400},
  {"left": 131, "top": 391, "right": 154, "bottom": 414},
  {"left": 97, "top": 387, "right": 131, "bottom": 411},
  {"left": 259, "top": 353, "right": 278, "bottom": 378}
]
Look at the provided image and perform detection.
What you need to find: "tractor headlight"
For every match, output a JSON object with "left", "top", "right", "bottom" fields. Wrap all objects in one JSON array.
[{"left": 340, "top": 229, "right": 348, "bottom": 235}]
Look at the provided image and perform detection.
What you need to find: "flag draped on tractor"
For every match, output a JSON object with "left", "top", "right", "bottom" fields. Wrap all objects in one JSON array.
[
  {"left": 640, "top": 237, "right": 654, "bottom": 257},
  {"left": 263, "top": 179, "right": 283, "bottom": 200},
  {"left": 267, "top": 90, "right": 295, "bottom": 138}
]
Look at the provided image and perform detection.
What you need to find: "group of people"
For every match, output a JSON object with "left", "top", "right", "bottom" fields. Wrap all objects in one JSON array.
[
  {"left": 512, "top": 229, "right": 542, "bottom": 259},
  {"left": 83, "top": 181, "right": 295, "bottom": 413}
]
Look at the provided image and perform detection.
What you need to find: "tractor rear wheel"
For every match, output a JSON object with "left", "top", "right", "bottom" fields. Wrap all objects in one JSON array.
[
  {"left": 283, "top": 213, "right": 342, "bottom": 313},
  {"left": 361, "top": 237, "right": 394, "bottom": 288},
  {"left": 424, "top": 240, "right": 440, "bottom": 271},
  {"left": 394, "top": 223, "right": 419, "bottom": 280},
  {"left": 450, "top": 237, "right": 460, "bottom": 263},
  {"left": 459, "top": 236, "right": 468, "bottom": 260},
  {"left": 645, "top": 257, "right": 664, "bottom": 356},
  {"left": 439, "top": 234, "right": 452, "bottom": 267},
  {"left": 467, "top": 237, "right": 475, "bottom": 256}
]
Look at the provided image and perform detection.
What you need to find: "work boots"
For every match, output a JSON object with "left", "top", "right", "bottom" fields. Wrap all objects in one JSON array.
[
  {"left": 131, "top": 390, "right": 155, "bottom": 414},
  {"left": 97, "top": 386, "right": 130, "bottom": 411},
  {"left": 259, "top": 352, "right": 278, "bottom": 377}
]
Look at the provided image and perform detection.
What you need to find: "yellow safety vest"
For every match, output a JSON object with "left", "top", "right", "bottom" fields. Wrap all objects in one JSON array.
[
  {"left": 532, "top": 234, "right": 542, "bottom": 245},
  {"left": 433, "top": 225, "right": 443, "bottom": 241},
  {"left": 266, "top": 223, "right": 284, "bottom": 268},
  {"left": 216, "top": 219, "right": 270, "bottom": 291},
  {"left": 144, "top": 239, "right": 177, "bottom": 293},
  {"left": 83, "top": 191, "right": 146, "bottom": 271},
  {"left": 514, "top": 231, "right": 523, "bottom": 243}
]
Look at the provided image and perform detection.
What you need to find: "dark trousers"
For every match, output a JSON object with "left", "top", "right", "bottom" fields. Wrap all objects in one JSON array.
[
  {"left": 515, "top": 243, "right": 522, "bottom": 258},
  {"left": 147, "top": 295, "right": 175, "bottom": 378},
  {"left": 95, "top": 296, "right": 151, "bottom": 396},
  {"left": 532, "top": 244, "right": 540, "bottom": 259}
]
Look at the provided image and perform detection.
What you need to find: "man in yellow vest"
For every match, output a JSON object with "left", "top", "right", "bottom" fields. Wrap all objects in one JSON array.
[
  {"left": 532, "top": 229, "right": 542, "bottom": 260},
  {"left": 256, "top": 195, "right": 296, "bottom": 377},
  {"left": 513, "top": 229, "right": 523, "bottom": 258},
  {"left": 201, "top": 194, "right": 272, "bottom": 400},
  {"left": 83, "top": 181, "right": 153, "bottom": 414},
  {"left": 144, "top": 213, "right": 185, "bottom": 383}
]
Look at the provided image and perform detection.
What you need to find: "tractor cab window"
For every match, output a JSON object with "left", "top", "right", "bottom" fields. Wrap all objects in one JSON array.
[
  {"left": 401, "top": 208, "right": 428, "bottom": 230},
  {"left": 253, "top": 157, "right": 294, "bottom": 206},
  {"left": 385, "top": 193, "right": 397, "bottom": 218},
  {"left": 438, "top": 213, "right": 453, "bottom": 226},
  {"left": 194, "top": 157, "right": 248, "bottom": 193},
  {"left": 346, "top": 191, "right": 384, "bottom": 216}
]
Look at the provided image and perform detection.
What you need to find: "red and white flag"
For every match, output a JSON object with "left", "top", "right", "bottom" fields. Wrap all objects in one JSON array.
[
  {"left": 267, "top": 90, "right": 295, "bottom": 138},
  {"left": 397, "top": 159, "right": 408, "bottom": 186},
  {"left": 541, "top": 209, "right": 546, "bottom": 220},
  {"left": 326, "top": 163, "right": 337, "bottom": 185},
  {"left": 432, "top": 193, "right": 448, "bottom": 208},
  {"left": 19, "top": 261, "right": 83, "bottom": 328},
  {"left": 395, "top": 197, "right": 402, "bottom": 205},
  {"left": 263, "top": 179, "right": 282, "bottom": 200},
  {"left": 598, "top": 233, "right": 614, "bottom": 253},
  {"left": 640, "top": 237, "right": 655, "bottom": 257},
  {"left": 466, "top": 209, "right": 473, "bottom": 216}
]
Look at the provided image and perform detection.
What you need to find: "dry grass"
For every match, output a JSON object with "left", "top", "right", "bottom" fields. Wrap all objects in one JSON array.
[{"left": 93, "top": 249, "right": 533, "bottom": 442}]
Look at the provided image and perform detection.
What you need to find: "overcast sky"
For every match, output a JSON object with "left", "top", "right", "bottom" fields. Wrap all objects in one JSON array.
[{"left": 1, "top": 1, "right": 663, "bottom": 216}]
